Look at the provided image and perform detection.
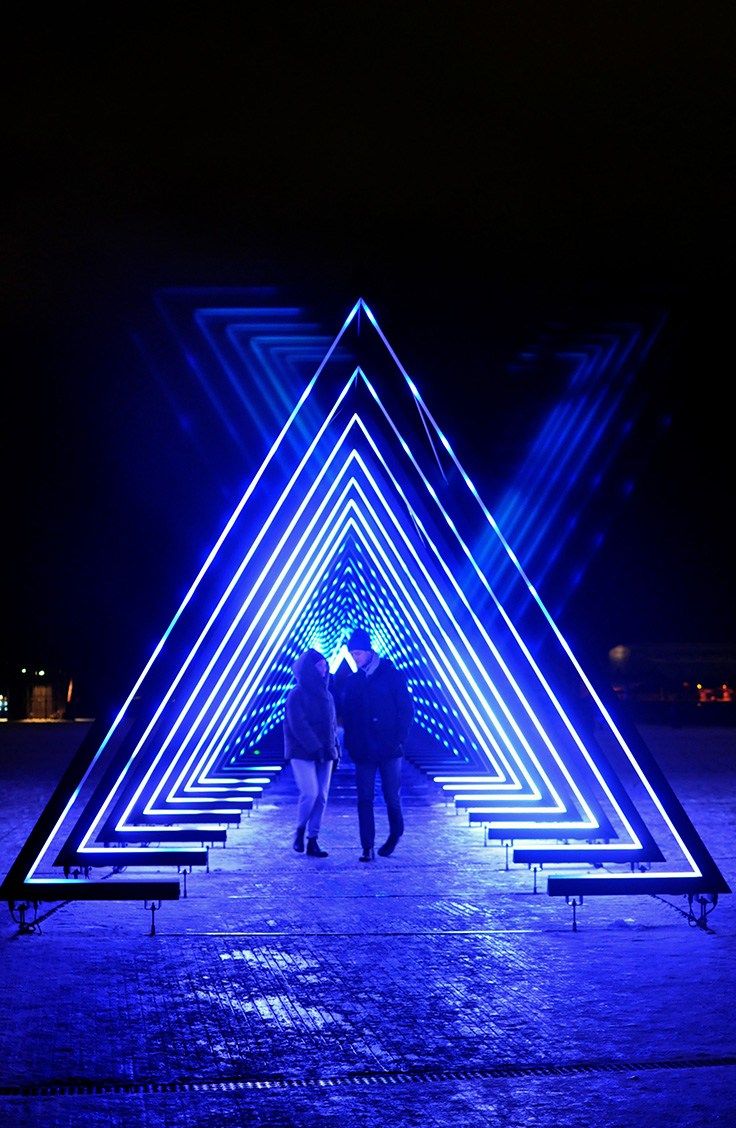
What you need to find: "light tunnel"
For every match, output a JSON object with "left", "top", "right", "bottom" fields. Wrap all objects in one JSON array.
[{"left": 1, "top": 297, "right": 729, "bottom": 907}]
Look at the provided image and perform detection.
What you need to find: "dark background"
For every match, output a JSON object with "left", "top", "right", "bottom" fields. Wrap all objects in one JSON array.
[{"left": 3, "top": 4, "right": 734, "bottom": 712}]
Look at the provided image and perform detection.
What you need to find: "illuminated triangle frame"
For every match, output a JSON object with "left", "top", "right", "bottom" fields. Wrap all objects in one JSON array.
[{"left": 1, "top": 298, "right": 729, "bottom": 908}]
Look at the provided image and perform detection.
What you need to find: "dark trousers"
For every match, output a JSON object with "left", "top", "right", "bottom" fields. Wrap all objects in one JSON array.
[{"left": 354, "top": 756, "right": 404, "bottom": 850}]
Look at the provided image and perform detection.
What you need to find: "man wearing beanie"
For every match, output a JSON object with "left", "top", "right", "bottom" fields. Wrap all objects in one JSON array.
[{"left": 340, "top": 627, "right": 414, "bottom": 862}]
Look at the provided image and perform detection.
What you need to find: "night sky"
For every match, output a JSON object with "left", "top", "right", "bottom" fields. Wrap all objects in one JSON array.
[{"left": 3, "top": 5, "right": 735, "bottom": 711}]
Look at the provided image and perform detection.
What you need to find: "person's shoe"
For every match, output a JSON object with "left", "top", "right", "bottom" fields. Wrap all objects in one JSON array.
[
  {"left": 359, "top": 847, "right": 375, "bottom": 862},
  {"left": 306, "top": 837, "right": 328, "bottom": 858},
  {"left": 377, "top": 834, "right": 400, "bottom": 857},
  {"left": 293, "top": 826, "right": 306, "bottom": 853}
]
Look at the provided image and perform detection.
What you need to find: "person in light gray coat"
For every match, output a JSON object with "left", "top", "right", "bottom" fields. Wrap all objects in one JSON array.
[{"left": 283, "top": 648, "right": 340, "bottom": 857}]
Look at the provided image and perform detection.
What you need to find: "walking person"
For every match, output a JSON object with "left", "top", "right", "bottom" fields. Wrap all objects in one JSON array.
[
  {"left": 283, "top": 648, "right": 340, "bottom": 858},
  {"left": 340, "top": 628, "right": 414, "bottom": 862}
]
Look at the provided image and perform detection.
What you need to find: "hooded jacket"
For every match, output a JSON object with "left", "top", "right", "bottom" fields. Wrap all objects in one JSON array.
[
  {"left": 283, "top": 649, "right": 339, "bottom": 763},
  {"left": 340, "top": 655, "right": 414, "bottom": 763}
]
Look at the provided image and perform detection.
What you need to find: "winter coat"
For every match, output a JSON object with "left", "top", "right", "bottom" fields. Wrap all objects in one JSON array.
[
  {"left": 283, "top": 649, "right": 340, "bottom": 763},
  {"left": 340, "top": 656, "right": 414, "bottom": 763}
]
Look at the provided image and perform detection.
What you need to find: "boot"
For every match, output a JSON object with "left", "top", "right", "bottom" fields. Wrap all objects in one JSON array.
[
  {"left": 359, "top": 847, "right": 375, "bottom": 862},
  {"left": 293, "top": 826, "right": 306, "bottom": 853},
  {"left": 306, "top": 837, "right": 328, "bottom": 858},
  {"left": 377, "top": 834, "right": 400, "bottom": 857}
]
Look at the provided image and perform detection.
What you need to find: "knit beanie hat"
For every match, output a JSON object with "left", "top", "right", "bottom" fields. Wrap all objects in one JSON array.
[{"left": 347, "top": 628, "right": 372, "bottom": 651}]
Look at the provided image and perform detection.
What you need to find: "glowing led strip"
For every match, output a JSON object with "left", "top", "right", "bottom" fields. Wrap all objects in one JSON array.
[
  {"left": 24, "top": 306, "right": 363, "bottom": 876},
  {"left": 362, "top": 302, "right": 701, "bottom": 870}
]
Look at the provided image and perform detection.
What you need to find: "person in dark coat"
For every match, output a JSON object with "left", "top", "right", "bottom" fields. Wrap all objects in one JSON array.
[
  {"left": 283, "top": 648, "right": 340, "bottom": 858},
  {"left": 340, "top": 628, "right": 414, "bottom": 862}
]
